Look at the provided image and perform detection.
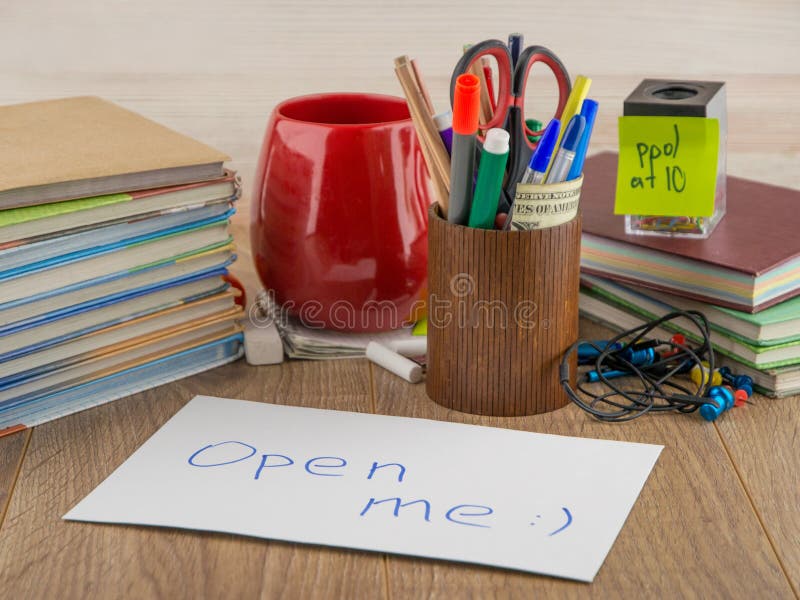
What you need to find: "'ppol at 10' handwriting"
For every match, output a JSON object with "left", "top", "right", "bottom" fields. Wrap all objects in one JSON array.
[{"left": 631, "top": 123, "right": 685, "bottom": 193}]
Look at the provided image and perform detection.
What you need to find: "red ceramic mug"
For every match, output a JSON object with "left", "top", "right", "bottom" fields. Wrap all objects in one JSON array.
[{"left": 251, "top": 93, "right": 431, "bottom": 332}]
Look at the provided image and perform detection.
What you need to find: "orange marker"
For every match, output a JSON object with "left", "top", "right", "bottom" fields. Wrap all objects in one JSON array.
[{"left": 448, "top": 73, "right": 481, "bottom": 225}]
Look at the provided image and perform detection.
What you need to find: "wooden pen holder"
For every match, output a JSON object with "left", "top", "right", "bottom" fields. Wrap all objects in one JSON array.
[{"left": 426, "top": 203, "right": 581, "bottom": 416}]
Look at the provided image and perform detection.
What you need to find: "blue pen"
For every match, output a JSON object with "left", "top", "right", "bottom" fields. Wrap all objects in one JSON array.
[
  {"left": 567, "top": 99, "right": 598, "bottom": 181},
  {"left": 503, "top": 118, "right": 561, "bottom": 229},
  {"left": 545, "top": 114, "right": 586, "bottom": 184},
  {"left": 520, "top": 119, "right": 560, "bottom": 184},
  {"left": 508, "top": 33, "right": 523, "bottom": 69}
]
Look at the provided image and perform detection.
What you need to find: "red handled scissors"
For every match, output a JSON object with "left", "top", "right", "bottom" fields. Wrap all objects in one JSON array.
[{"left": 449, "top": 39, "right": 572, "bottom": 209}]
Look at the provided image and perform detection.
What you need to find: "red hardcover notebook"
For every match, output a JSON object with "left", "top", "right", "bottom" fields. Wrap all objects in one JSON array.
[{"left": 580, "top": 153, "right": 800, "bottom": 312}]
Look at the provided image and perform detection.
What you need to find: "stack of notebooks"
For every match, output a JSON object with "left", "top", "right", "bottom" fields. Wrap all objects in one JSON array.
[
  {"left": 0, "top": 96, "right": 244, "bottom": 435},
  {"left": 579, "top": 153, "right": 800, "bottom": 397}
]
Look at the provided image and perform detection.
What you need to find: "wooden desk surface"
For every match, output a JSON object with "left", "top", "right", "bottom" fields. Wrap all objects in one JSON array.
[{"left": 1, "top": 1, "right": 798, "bottom": 597}]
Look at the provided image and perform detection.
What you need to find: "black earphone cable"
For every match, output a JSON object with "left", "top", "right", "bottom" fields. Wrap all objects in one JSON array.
[{"left": 561, "top": 310, "right": 718, "bottom": 422}]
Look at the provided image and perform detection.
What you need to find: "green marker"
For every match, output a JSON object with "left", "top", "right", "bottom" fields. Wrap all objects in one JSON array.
[{"left": 468, "top": 128, "right": 510, "bottom": 229}]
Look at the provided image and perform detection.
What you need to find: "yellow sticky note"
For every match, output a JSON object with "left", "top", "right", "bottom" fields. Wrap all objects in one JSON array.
[{"left": 614, "top": 116, "right": 719, "bottom": 217}]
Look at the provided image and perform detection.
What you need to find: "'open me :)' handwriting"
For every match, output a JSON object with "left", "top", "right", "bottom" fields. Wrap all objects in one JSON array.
[{"left": 187, "top": 440, "right": 573, "bottom": 537}]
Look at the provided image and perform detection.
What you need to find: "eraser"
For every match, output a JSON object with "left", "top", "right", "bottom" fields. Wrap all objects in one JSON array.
[
  {"left": 366, "top": 342, "right": 423, "bottom": 384},
  {"left": 244, "top": 319, "right": 284, "bottom": 365},
  {"left": 386, "top": 337, "right": 427, "bottom": 357}
]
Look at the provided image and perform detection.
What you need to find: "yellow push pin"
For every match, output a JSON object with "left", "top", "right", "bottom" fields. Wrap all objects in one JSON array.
[{"left": 690, "top": 362, "right": 722, "bottom": 387}]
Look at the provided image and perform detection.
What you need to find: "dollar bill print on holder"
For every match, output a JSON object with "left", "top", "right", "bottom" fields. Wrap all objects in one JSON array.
[{"left": 509, "top": 176, "right": 583, "bottom": 231}]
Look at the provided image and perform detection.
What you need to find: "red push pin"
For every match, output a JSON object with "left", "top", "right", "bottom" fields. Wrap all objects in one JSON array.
[
  {"left": 662, "top": 333, "right": 687, "bottom": 359},
  {"left": 733, "top": 388, "right": 748, "bottom": 407}
]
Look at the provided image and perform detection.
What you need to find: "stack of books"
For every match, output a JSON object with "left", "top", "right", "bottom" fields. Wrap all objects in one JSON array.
[
  {"left": 579, "top": 153, "right": 800, "bottom": 397},
  {"left": 0, "top": 97, "right": 244, "bottom": 435}
]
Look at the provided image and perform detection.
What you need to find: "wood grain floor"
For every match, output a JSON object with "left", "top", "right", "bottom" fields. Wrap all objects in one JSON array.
[
  {"left": 1, "top": 0, "right": 798, "bottom": 596},
  {"left": 0, "top": 321, "right": 797, "bottom": 598}
]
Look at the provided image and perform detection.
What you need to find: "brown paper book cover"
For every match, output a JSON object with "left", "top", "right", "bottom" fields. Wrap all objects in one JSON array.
[{"left": 0, "top": 96, "right": 230, "bottom": 209}]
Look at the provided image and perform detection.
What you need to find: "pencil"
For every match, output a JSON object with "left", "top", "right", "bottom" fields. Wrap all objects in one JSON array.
[
  {"left": 394, "top": 56, "right": 451, "bottom": 214},
  {"left": 394, "top": 57, "right": 451, "bottom": 181},
  {"left": 482, "top": 57, "right": 497, "bottom": 112},
  {"left": 468, "top": 58, "right": 492, "bottom": 126},
  {"left": 410, "top": 58, "right": 435, "bottom": 115}
]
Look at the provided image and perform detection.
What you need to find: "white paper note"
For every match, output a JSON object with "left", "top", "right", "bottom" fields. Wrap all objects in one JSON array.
[{"left": 65, "top": 395, "right": 662, "bottom": 582}]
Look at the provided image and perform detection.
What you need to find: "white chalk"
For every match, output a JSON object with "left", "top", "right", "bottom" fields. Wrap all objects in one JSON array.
[
  {"left": 366, "top": 341, "right": 423, "bottom": 384},
  {"left": 386, "top": 337, "right": 427, "bottom": 357},
  {"left": 244, "top": 319, "right": 284, "bottom": 365}
]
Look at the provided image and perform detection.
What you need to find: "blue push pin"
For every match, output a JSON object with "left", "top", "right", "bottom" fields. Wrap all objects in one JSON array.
[
  {"left": 732, "top": 374, "right": 753, "bottom": 398},
  {"left": 718, "top": 367, "right": 754, "bottom": 398},
  {"left": 586, "top": 369, "right": 629, "bottom": 383},
  {"left": 699, "top": 386, "right": 735, "bottom": 421},
  {"left": 621, "top": 346, "right": 656, "bottom": 366},
  {"left": 577, "top": 341, "right": 622, "bottom": 363}
]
